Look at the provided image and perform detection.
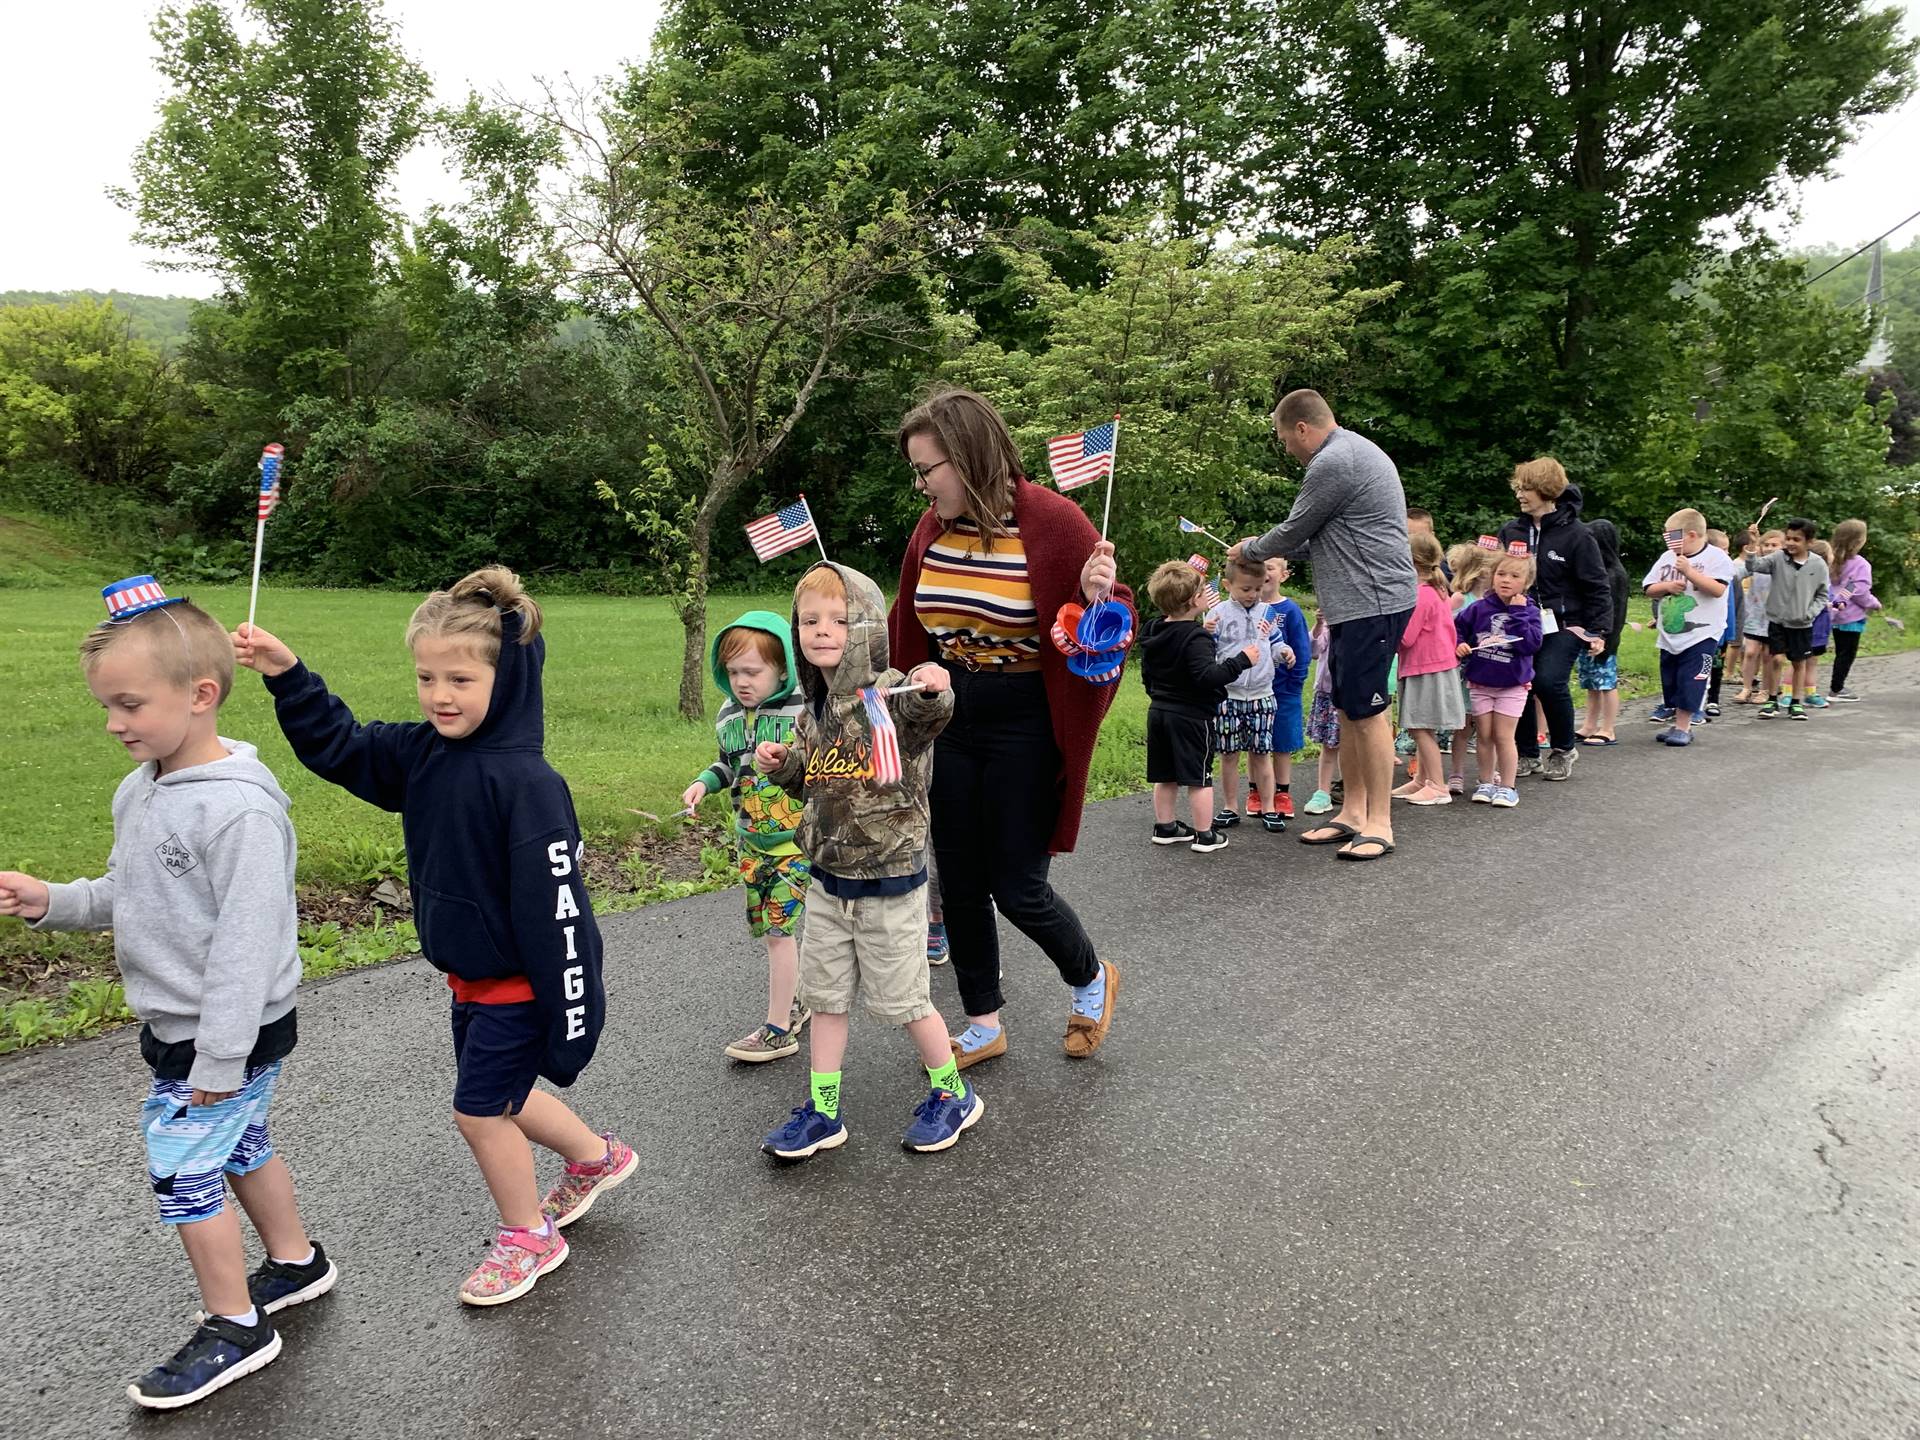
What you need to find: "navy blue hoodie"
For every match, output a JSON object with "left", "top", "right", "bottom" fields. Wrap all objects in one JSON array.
[{"left": 264, "top": 611, "right": 605, "bottom": 1086}]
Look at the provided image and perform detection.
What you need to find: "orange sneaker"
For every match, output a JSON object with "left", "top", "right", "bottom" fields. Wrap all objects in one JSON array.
[
  {"left": 1246, "top": 792, "right": 1263, "bottom": 816},
  {"left": 1274, "top": 793, "right": 1294, "bottom": 817}
]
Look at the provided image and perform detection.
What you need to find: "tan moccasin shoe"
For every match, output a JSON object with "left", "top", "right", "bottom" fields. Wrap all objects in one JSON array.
[
  {"left": 951, "top": 1028, "right": 1007, "bottom": 1070},
  {"left": 1062, "top": 960, "right": 1119, "bottom": 1058}
]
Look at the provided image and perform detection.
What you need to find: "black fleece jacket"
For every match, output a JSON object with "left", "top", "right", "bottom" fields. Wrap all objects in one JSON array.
[
  {"left": 1139, "top": 616, "right": 1255, "bottom": 712},
  {"left": 1496, "top": 484, "right": 1613, "bottom": 637}
]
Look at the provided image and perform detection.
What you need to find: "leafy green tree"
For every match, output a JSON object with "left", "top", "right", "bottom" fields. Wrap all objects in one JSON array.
[
  {"left": 527, "top": 83, "right": 947, "bottom": 716},
  {"left": 116, "top": 0, "right": 430, "bottom": 404},
  {"left": 1246, "top": 1, "right": 1916, "bottom": 527},
  {"left": 941, "top": 224, "right": 1394, "bottom": 582},
  {"left": 0, "top": 300, "right": 185, "bottom": 492}
]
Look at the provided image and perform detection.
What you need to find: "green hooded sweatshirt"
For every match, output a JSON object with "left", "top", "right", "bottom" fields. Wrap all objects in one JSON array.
[{"left": 695, "top": 611, "right": 806, "bottom": 854}]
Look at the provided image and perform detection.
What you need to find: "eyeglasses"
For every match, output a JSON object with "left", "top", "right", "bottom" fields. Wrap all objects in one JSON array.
[{"left": 908, "top": 461, "right": 949, "bottom": 482}]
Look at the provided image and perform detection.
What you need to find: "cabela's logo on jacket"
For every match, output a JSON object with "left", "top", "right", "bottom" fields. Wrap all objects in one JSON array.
[{"left": 805, "top": 738, "right": 875, "bottom": 783}]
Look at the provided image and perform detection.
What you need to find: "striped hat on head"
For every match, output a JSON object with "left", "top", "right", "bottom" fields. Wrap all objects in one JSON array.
[{"left": 101, "top": 576, "right": 187, "bottom": 623}]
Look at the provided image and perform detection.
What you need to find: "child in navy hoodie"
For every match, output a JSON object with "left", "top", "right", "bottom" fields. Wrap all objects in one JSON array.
[
  {"left": 234, "top": 567, "right": 633, "bottom": 1308},
  {"left": 1454, "top": 549, "right": 1543, "bottom": 809}
]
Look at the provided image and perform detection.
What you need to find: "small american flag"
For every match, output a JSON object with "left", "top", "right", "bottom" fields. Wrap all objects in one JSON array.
[
  {"left": 257, "top": 444, "right": 284, "bottom": 521},
  {"left": 1179, "top": 517, "right": 1204, "bottom": 533},
  {"left": 1047, "top": 421, "right": 1117, "bottom": 492},
  {"left": 745, "top": 498, "right": 818, "bottom": 562},
  {"left": 858, "top": 686, "right": 902, "bottom": 785}
]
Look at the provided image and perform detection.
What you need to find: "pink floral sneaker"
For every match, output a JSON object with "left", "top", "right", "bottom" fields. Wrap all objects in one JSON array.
[
  {"left": 459, "top": 1224, "right": 568, "bottom": 1307},
  {"left": 541, "top": 1133, "right": 638, "bottom": 1229}
]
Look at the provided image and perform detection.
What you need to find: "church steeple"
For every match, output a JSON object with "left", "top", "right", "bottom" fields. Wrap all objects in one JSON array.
[{"left": 1862, "top": 239, "right": 1891, "bottom": 369}]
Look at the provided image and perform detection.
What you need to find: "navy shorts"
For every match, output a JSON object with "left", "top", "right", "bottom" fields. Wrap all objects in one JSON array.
[
  {"left": 1327, "top": 609, "right": 1412, "bottom": 720},
  {"left": 451, "top": 1000, "right": 543, "bottom": 1117},
  {"left": 1659, "top": 639, "right": 1717, "bottom": 717}
]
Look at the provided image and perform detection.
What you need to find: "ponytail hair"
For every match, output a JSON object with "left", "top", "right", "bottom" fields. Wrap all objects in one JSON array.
[
  {"left": 405, "top": 565, "right": 542, "bottom": 663},
  {"left": 1410, "top": 532, "right": 1448, "bottom": 595}
]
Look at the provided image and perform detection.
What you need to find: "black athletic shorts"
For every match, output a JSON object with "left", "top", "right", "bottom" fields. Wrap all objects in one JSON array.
[
  {"left": 1327, "top": 609, "right": 1413, "bottom": 720},
  {"left": 1766, "top": 622, "right": 1812, "bottom": 662},
  {"left": 1146, "top": 705, "right": 1215, "bottom": 786}
]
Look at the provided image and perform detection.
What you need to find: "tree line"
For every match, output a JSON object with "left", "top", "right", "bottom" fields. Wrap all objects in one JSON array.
[{"left": 2, "top": 0, "right": 1917, "bottom": 716}]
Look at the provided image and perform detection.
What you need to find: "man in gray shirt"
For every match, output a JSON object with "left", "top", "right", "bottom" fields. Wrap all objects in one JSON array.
[{"left": 1232, "top": 390, "right": 1415, "bottom": 862}]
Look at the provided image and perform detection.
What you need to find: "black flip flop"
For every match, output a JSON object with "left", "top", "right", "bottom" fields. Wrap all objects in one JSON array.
[
  {"left": 1335, "top": 834, "right": 1395, "bottom": 861},
  {"left": 1298, "top": 821, "right": 1358, "bottom": 846}
]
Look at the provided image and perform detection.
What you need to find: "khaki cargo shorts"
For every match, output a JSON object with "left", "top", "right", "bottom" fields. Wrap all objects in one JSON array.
[{"left": 798, "top": 887, "right": 934, "bottom": 1024}]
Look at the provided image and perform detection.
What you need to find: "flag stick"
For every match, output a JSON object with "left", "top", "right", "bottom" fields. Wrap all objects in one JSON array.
[
  {"left": 800, "top": 492, "right": 829, "bottom": 562},
  {"left": 1098, "top": 414, "right": 1120, "bottom": 541},
  {"left": 245, "top": 514, "right": 267, "bottom": 635},
  {"left": 1187, "top": 523, "right": 1232, "bottom": 549}
]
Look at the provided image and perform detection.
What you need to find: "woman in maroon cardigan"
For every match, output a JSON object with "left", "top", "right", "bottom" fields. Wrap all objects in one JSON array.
[{"left": 888, "top": 388, "right": 1135, "bottom": 1068}]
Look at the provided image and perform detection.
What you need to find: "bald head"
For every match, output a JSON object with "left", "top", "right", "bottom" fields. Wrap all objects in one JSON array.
[{"left": 1272, "top": 388, "right": 1337, "bottom": 464}]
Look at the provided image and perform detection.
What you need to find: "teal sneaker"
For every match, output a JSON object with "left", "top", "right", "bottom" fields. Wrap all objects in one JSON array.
[{"left": 1804, "top": 694, "right": 1830, "bottom": 709}]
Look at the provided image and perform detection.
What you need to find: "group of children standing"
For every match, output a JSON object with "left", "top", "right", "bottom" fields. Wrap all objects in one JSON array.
[{"left": 1137, "top": 504, "right": 1894, "bottom": 833}]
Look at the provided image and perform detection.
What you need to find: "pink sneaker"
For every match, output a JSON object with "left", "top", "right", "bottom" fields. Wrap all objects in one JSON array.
[
  {"left": 541, "top": 1133, "right": 638, "bottom": 1229},
  {"left": 459, "top": 1225, "right": 568, "bottom": 1307}
]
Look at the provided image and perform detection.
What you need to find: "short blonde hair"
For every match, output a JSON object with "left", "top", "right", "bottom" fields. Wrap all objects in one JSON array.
[
  {"left": 80, "top": 601, "right": 235, "bottom": 703},
  {"left": 1666, "top": 508, "right": 1707, "bottom": 534},
  {"left": 794, "top": 564, "right": 847, "bottom": 606},
  {"left": 1511, "top": 457, "right": 1570, "bottom": 500},
  {"left": 1494, "top": 553, "right": 1537, "bottom": 588},
  {"left": 405, "top": 566, "right": 541, "bottom": 664},
  {"left": 1148, "top": 560, "right": 1204, "bottom": 613}
]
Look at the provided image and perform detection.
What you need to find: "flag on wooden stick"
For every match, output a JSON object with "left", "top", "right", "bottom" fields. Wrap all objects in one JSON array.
[{"left": 746, "top": 495, "right": 826, "bottom": 563}]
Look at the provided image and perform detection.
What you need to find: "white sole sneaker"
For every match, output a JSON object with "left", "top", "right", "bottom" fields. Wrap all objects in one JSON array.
[
  {"left": 128, "top": 1330, "right": 283, "bottom": 1410},
  {"left": 459, "top": 1235, "right": 569, "bottom": 1307},
  {"left": 907, "top": 1092, "right": 986, "bottom": 1154},
  {"left": 766, "top": 1125, "right": 849, "bottom": 1162},
  {"left": 261, "top": 1258, "right": 339, "bottom": 1314},
  {"left": 550, "top": 1145, "right": 639, "bottom": 1229}
]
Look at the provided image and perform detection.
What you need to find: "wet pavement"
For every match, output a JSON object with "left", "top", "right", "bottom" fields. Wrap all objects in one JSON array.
[{"left": 4, "top": 652, "right": 1917, "bottom": 1439}]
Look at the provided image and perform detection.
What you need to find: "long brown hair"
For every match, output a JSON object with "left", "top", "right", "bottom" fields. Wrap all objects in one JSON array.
[
  {"left": 896, "top": 387, "right": 1023, "bottom": 546},
  {"left": 1830, "top": 518, "right": 1867, "bottom": 575}
]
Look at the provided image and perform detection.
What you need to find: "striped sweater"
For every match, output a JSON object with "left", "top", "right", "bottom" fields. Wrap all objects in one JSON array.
[{"left": 913, "top": 518, "right": 1042, "bottom": 666}]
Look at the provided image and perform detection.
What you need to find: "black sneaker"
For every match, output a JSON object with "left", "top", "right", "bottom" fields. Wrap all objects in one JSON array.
[
  {"left": 128, "top": 1315, "right": 281, "bottom": 1410},
  {"left": 1211, "top": 809, "right": 1241, "bottom": 829},
  {"left": 1190, "top": 829, "right": 1230, "bottom": 853},
  {"left": 1151, "top": 821, "right": 1196, "bottom": 846},
  {"left": 248, "top": 1241, "right": 338, "bottom": 1315},
  {"left": 1260, "top": 811, "right": 1287, "bottom": 833}
]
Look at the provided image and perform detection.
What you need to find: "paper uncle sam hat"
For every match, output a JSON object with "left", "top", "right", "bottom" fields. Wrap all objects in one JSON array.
[
  {"left": 101, "top": 576, "right": 187, "bottom": 622},
  {"left": 1506, "top": 540, "right": 1530, "bottom": 557},
  {"left": 1475, "top": 534, "right": 1501, "bottom": 550}
]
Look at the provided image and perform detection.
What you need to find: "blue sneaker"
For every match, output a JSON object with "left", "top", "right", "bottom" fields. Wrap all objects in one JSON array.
[
  {"left": 761, "top": 1101, "right": 848, "bottom": 1162},
  {"left": 1646, "top": 705, "right": 1676, "bottom": 723},
  {"left": 1805, "top": 694, "right": 1830, "bottom": 710},
  {"left": 1490, "top": 786, "right": 1520, "bottom": 808},
  {"left": 902, "top": 1085, "right": 985, "bottom": 1153},
  {"left": 926, "top": 921, "right": 950, "bottom": 965},
  {"left": 1663, "top": 728, "right": 1694, "bottom": 746},
  {"left": 128, "top": 1316, "right": 282, "bottom": 1410},
  {"left": 1470, "top": 782, "right": 1496, "bottom": 803},
  {"left": 246, "top": 1243, "right": 338, "bottom": 1314}
]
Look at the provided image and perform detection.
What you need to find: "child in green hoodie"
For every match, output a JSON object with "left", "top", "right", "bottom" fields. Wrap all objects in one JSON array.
[{"left": 682, "top": 613, "right": 813, "bottom": 1062}]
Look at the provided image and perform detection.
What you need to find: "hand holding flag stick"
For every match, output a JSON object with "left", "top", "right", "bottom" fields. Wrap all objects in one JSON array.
[{"left": 245, "top": 444, "right": 284, "bottom": 636}]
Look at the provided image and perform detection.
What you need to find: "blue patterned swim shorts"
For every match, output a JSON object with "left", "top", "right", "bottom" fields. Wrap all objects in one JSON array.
[{"left": 140, "top": 1061, "right": 281, "bottom": 1224}]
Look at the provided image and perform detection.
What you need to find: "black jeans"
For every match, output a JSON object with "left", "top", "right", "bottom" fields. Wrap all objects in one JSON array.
[
  {"left": 931, "top": 665, "right": 1100, "bottom": 1017},
  {"left": 1831, "top": 627, "right": 1863, "bottom": 692},
  {"left": 1517, "top": 628, "right": 1581, "bottom": 757}
]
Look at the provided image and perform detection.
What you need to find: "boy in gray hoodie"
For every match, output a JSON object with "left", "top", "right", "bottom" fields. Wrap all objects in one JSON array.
[{"left": 0, "top": 579, "right": 333, "bottom": 1412}]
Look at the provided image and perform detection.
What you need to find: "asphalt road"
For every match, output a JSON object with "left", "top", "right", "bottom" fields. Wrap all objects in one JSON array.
[{"left": 4, "top": 653, "right": 1918, "bottom": 1439}]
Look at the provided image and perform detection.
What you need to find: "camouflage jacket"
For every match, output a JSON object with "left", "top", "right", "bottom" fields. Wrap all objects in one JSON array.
[{"left": 766, "top": 562, "right": 952, "bottom": 882}]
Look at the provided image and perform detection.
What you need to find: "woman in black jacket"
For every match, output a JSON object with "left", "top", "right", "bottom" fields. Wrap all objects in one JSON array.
[
  {"left": 1496, "top": 458, "right": 1611, "bottom": 780},
  {"left": 1575, "top": 517, "right": 1630, "bottom": 744}
]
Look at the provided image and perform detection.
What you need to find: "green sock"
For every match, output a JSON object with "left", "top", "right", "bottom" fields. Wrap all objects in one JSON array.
[
  {"left": 926, "top": 1057, "right": 965, "bottom": 1098},
  {"left": 810, "top": 1069, "right": 842, "bottom": 1119}
]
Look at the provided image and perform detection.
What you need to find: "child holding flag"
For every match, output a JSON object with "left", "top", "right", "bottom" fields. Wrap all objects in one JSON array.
[
  {"left": 233, "top": 567, "right": 635, "bottom": 1307},
  {"left": 753, "top": 562, "right": 970, "bottom": 1160},
  {"left": 2, "top": 579, "right": 332, "bottom": 1409}
]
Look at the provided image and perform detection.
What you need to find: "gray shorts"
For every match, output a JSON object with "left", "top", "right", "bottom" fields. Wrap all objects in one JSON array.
[{"left": 799, "top": 887, "right": 934, "bottom": 1024}]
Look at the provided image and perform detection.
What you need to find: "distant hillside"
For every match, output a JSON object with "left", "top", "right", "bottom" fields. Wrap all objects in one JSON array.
[{"left": 0, "top": 290, "right": 199, "bottom": 351}]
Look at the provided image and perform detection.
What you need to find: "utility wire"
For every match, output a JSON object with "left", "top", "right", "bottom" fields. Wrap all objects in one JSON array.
[{"left": 1800, "top": 205, "right": 1920, "bottom": 289}]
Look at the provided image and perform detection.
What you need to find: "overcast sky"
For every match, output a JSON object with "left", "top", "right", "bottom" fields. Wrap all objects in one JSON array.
[{"left": 2, "top": 0, "right": 1915, "bottom": 299}]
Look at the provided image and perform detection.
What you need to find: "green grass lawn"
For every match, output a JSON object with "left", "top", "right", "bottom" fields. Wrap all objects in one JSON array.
[{"left": 4, "top": 572, "right": 1915, "bottom": 1045}]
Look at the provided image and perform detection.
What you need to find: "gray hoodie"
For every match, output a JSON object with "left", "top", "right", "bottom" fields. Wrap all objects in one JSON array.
[{"left": 36, "top": 740, "right": 300, "bottom": 1091}]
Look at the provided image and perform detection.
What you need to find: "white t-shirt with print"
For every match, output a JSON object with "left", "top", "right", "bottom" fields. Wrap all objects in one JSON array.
[{"left": 1642, "top": 544, "right": 1737, "bottom": 654}]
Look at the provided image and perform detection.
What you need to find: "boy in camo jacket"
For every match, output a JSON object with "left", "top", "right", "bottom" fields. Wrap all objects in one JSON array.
[{"left": 752, "top": 562, "right": 981, "bottom": 1161}]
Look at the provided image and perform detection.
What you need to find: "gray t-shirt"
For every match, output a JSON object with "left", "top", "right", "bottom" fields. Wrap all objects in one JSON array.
[{"left": 1244, "top": 427, "right": 1418, "bottom": 624}]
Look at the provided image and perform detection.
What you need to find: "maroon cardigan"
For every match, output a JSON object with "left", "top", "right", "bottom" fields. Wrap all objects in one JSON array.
[{"left": 888, "top": 478, "right": 1136, "bottom": 854}]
